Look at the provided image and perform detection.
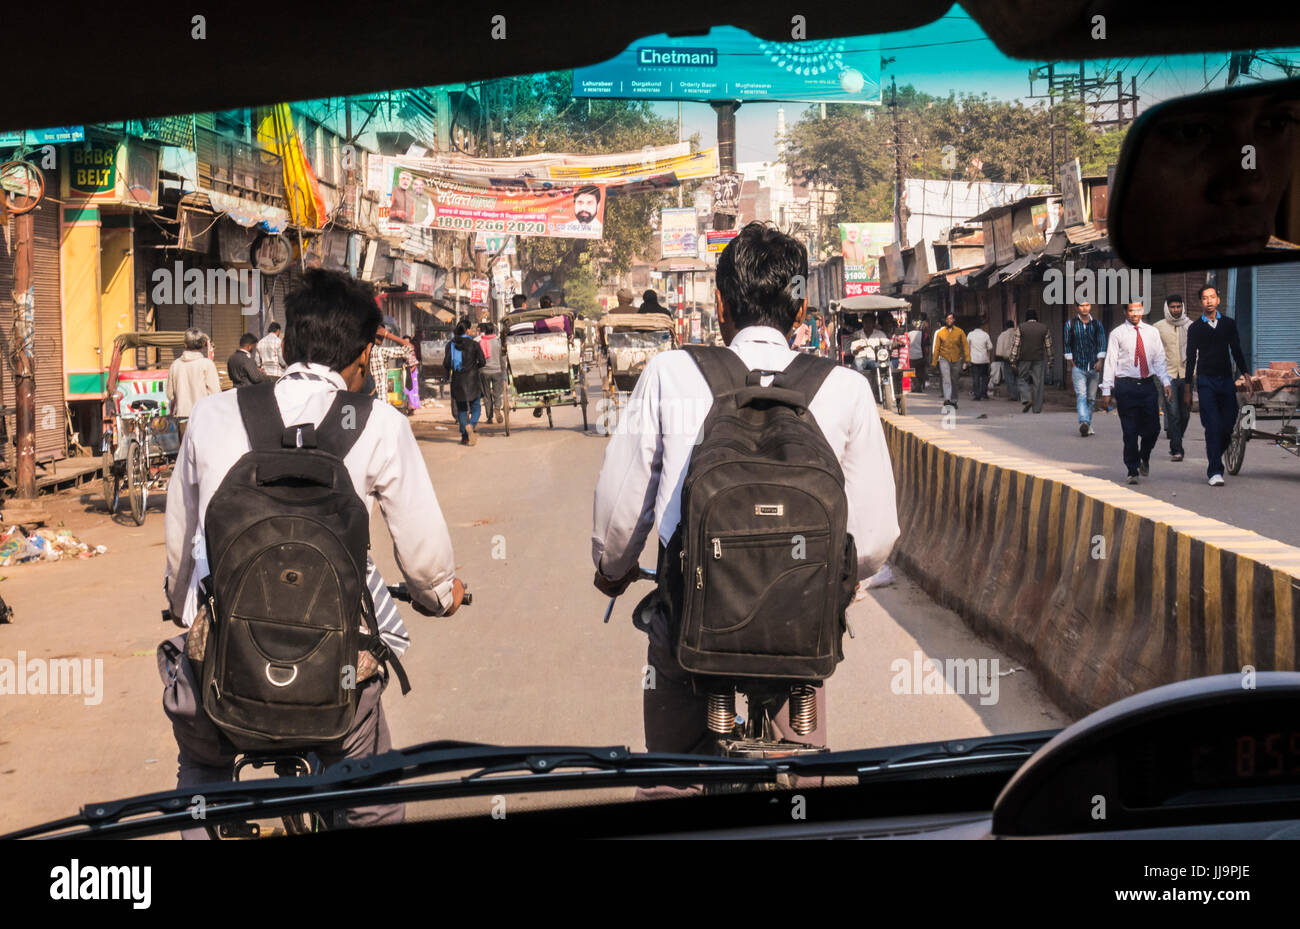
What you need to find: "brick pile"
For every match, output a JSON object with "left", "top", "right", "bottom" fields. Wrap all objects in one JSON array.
[{"left": 1246, "top": 361, "right": 1300, "bottom": 393}]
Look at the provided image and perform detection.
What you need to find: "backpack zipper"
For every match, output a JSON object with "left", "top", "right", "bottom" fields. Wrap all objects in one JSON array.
[{"left": 712, "top": 537, "right": 721, "bottom": 559}]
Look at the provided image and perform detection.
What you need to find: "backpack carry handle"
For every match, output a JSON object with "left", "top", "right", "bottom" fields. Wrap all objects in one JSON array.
[
  {"left": 733, "top": 386, "right": 809, "bottom": 413},
  {"left": 255, "top": 456, "right": 337, "bottom": 488}
]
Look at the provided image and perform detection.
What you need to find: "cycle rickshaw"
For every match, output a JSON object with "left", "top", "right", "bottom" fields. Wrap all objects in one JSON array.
[
  {"left": 501, "top": 307, "right": 589, "bottom": 434},
  {"left": 599, "top": 312, "right": 678, "bottom": 410},
  {"left": 100, "top": 332, "right": 188, "bottom": 525},
  {"left": 1225, "top": 365, "right": 1300, "bottom": 474}
]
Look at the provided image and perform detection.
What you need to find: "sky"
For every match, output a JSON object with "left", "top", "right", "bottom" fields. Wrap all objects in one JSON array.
[{"left": 653, "top": 5, "right": 1300, "bottom": 167}]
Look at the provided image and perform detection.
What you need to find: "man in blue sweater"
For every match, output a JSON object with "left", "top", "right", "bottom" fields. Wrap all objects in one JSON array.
[{"left": 1183, "top": 284, "right": 1249, "bottom": 486}]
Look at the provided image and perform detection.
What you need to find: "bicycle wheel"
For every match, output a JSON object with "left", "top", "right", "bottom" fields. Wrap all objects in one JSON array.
[
  {"left": 101, "top": 449, "right": 120, "bottom": 514},
  {"left": 1226, "top": 418, "right": 1248, "bottom": 475},
  {"left": 126, "top": 438, "right": 148, "bottom": 525},
  {"left": 0, "top": 161, "right": 44, "bottom": 215}
]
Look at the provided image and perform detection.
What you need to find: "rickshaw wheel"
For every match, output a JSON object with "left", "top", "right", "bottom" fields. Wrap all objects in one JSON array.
[
  {"left": 101, "top": 449, "right": 120, "bottom": 514},
  {"left": 1226, "top": 417, "right": 1248, "bottom": 475},
  {"left": 580, "top": 379, "right": 589, "bottom": 431},
  {"left": 127, "top": 438, "right": 148, "bottom": 526},
  {"left": 546, "top": 405, "right": 554, "bottom": 429},
  {"left": 502, "top": 384, "right": 511, "bottom": 437}
]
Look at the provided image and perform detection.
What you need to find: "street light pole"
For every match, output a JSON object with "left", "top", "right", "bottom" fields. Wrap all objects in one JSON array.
[{"left": 9, "top": 206, "right": 37, "bottom": 497}]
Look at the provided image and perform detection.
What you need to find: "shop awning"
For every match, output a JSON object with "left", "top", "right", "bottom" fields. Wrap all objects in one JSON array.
[{"left": 998, "top": 253, "right": 1039, "bottom": 282}]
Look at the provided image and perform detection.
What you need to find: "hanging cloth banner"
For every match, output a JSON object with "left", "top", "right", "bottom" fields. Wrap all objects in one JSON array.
[{"left": 257, "top": 104, "right": 327, "bottom": 229}]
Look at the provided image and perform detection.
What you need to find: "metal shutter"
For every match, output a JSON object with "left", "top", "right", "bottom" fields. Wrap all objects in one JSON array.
[
  {"left": 1253, "top": 265, "right": 1300, "bottom": 367},
  {"left": 1, "top": 192, "right": 67, "bottom": 464}
]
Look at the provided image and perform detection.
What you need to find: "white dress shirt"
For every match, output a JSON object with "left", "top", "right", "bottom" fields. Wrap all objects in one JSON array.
[
  {"left": 591, "top": 326, "right": 901, "bottom": 582},
  {"left": 165, "top": 363, "right": 457, "bottom": 632},
  {"left": 1100, "top": 321, "right": 1171, "bottom": 395},
  {"left": 255, "top": 332, "right": 286, "bottom": 377},
  {"left": 967, "top": 328, "right": 994, "bottom": 365}
]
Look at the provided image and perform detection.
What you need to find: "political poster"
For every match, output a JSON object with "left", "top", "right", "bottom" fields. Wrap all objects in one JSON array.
[
  {"left": 661, "top": 208, "right": 698, "bottom": 258},
  {"left": 839, "top": 222, "right": 893, "bottom": 296}
]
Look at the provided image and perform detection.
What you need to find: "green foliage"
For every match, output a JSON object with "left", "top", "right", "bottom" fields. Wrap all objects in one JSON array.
[
  {"left": 488, "top": 72, "right": 679, "bottom": 286},
  {"left": 782, "top": 86, "right": 1130, "bottom": 249}
]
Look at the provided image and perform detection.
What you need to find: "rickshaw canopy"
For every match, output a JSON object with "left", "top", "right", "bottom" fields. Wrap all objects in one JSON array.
[
  {"left": 505, "top": 306, "right": 578, "bottom": 325},
  {"left": 599, "top": 312, "right": 675, "bottom": 331},
  {"left": 834, "top": 294, "right": 911, "bottom": 312},
  {"left": 113, "top": 331, "right": 189, "bottom": 352}
]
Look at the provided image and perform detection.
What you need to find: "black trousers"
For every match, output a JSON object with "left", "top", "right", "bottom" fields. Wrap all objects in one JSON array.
[{"left": 1114, "top": 377, "right": 1161, "bottom": 475}]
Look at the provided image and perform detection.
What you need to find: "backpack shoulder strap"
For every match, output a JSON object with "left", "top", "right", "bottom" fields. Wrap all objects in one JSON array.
[
  {"left": 773, "top": 353, "right": 837, "bottom": 408},
  {"left": 314, "top": 391, "right": 375, "bottom": 460},
  {"left": 236, "top": 382, "right": 286, "bottom": 452},
  {"left": 682, "top": 344, "right": 750, "bottom": 398}
]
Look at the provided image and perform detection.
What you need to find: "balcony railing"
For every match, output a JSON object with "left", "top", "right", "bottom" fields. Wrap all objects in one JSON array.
[{"left": 195, "top": 126, "right": 285, "bottom": 206}]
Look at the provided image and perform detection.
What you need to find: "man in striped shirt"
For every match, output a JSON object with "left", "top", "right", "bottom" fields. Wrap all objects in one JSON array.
[{"left": 255, "top": 323, "right": 285, "bottom": 379}]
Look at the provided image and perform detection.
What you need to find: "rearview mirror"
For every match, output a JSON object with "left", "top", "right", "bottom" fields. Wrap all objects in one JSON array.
[{"left": 1111, "top": 77, "right": 1300, "bottom": 271}]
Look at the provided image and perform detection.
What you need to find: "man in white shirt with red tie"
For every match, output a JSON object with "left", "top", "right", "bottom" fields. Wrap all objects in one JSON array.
[{"left": 1099, "top": 300, "right": 1173, "bottom": 484}]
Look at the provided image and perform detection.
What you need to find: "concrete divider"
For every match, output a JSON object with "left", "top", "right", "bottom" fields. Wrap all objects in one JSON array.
[{"left": 879, "top": 411, "right": 1300, "bottom": 717}]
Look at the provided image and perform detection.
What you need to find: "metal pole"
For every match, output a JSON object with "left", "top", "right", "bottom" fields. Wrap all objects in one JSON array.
[
  {"left": 11, "top": 210, "right": 36, "bottom": 497},
  {"left": 710, "top": 101, "right": 739, "bottom": 232}
]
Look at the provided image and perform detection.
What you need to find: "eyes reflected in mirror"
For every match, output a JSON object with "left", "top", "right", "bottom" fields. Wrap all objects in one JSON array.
[{"left": 1114, "top": 79, "right": 1300, "bottom": 268}]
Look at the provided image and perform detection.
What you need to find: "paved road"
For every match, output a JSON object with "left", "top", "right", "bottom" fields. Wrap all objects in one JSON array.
[
  {"left": 0, "top": 378, "right": 1068, "bottom": 833},
  {"left": 905, "top": 387, "right": 1300, "bottom": 548}
]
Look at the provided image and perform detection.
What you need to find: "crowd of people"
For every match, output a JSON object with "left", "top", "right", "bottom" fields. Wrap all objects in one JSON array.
[{"left": 903, "top": 286, "right": 1250, "bottom": 487}]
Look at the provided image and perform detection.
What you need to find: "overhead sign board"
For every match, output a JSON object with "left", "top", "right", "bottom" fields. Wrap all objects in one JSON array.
[{"left": 574, "top": 26, "right": 881, "bottom": 104}]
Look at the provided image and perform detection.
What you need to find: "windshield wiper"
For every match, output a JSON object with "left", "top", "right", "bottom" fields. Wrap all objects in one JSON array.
[{"left": 4, "top": 731, "right": 1060, "bottom": 839}]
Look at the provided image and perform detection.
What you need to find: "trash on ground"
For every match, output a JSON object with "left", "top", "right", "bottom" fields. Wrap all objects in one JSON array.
[{"left": 0, "top": 526, "right": 106, "bottom": 566}]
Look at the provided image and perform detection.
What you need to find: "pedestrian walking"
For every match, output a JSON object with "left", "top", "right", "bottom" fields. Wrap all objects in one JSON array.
[
  {"left": 1184, "top": 284, "right": 1249, "bottom": 486},
  {"left": 1063, "top": 301, "right": 1106, "bottom": 436},
  {"left": 995, "top": 318, "right": 1019, "bottom": 400},
  {"left": 226, "top": 333, "right": 264, "bottom": 388},
  {"left": 478, "top": 321, "right": 505, "bottom": 424},
  {"left": 255, "top": 322, "right": 285, "bottom": 380},
  {"left": 967, "top": 318, "right": 993, "bottom": 400},
  {"left": 1153, "top": 294, "right": 1192, "bottom": 461},
  {"left": 1099, "top": 301, "right": 1172, "bottom": 484},
  {"left": 1009, "top": 309, "right": 1053, "bottom": 414},
  {"left": 931, "top": 312, "right": 970, "bottom": 408},
  {"left": 907, "top": 318, "right": 926, "bottom": 393},
  {"left": 166, "top": 328, "right": 221, "bottom": 417},
  {"left": 444, "top": 319, "right": 486, "bottom": 445}
]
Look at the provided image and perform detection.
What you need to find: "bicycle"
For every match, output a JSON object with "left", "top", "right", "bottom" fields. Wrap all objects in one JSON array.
[{"left": 605, "top": 568, "right": 829, "bottom": 792}]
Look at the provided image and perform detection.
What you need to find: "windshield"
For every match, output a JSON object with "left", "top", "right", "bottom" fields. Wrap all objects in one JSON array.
[{"left": 3, "top": 5, "right": 1300, "bottom": 837}]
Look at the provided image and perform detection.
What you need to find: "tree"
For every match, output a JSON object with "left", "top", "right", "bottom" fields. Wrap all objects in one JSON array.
[{"left": 781, "top": 86, "right": 1130, "bottom": 250}]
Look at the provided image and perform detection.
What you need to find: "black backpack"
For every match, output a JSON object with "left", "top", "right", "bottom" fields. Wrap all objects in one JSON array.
[
  {"left": 199, "top": 381, "right": 388, "bottom": 751},
  {"left": 659, "top": 345, "right": 858, "bottom": 682}
]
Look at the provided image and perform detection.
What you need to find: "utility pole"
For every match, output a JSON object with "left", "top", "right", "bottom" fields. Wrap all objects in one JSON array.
[{"left": 891, "top": 76, "right": 906, "bottom": 248}]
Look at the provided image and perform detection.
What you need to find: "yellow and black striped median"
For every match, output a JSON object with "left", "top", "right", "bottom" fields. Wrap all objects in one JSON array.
[{"left": 879, "top": 412, "right": 1300, "bottom": 717}]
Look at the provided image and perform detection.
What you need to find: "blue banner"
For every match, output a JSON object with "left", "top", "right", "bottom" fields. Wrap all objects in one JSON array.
[
  {"left": 0, "top": 126, "right": 85, "bottom": 146},
  {"left": 574, "top": 27, "right": 880, "bottom": 104}
]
